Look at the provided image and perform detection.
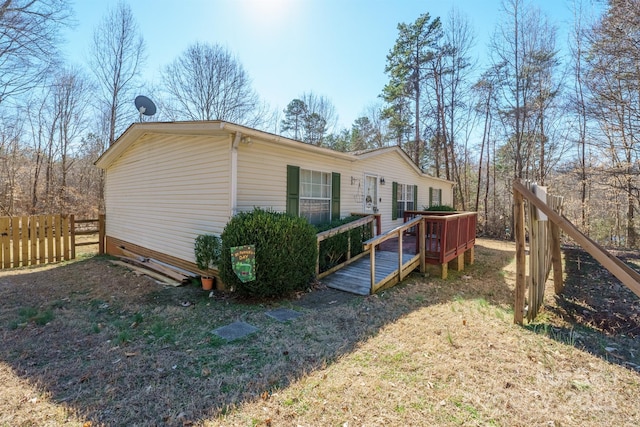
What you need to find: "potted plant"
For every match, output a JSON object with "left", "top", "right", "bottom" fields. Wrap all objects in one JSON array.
[{"left": 194, "top": 234, "right": 221, "bottom": 290}]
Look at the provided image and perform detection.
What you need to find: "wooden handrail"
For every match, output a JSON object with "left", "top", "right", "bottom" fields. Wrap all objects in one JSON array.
[
  {"left": 315, "top": 215, "right": 377, "bottom": 278},
  {"left": 316, "top": 215, "right": 376, "bottom": 242},
  {"left": 364, "top": 216, "right": 425, "bottom": 293}
]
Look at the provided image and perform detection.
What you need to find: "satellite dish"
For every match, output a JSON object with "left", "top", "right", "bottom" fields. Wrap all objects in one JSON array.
[{"left": 134, "top": 95, "right": 156, "bottom": 121}]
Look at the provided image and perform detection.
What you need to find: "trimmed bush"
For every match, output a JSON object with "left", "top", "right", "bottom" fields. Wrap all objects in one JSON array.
[
  {"left": 194, "top": 234, "right": 221, "bottom": 271},
  {"left": 219, "top": 208, "right": 317, "bottom": 298},
  {"left": 425, "top": 204, "right": 456, "bottom": 212},
  {"left": 315, "top": 216, "right": 374, "bottom": 273}
]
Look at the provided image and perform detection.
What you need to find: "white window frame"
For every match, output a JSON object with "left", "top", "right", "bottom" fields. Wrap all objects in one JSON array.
[
  {"left": 397, "top": 184, "right": 415, "bottom": 218},
  {"left": 300, "top": 168, "right": 332, "bottom": 224}
]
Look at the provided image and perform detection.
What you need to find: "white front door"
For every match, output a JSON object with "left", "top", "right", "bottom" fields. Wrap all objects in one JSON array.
[{"left": 364, "top": 174, "right": 378, "bottom": 214}]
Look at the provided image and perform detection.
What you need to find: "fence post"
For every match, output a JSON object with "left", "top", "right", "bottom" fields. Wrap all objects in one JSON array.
[
  {"left": 514, "top": 187, "right": 526, "bottom": 325},
  {"left": 70, "top": 214, "right": 76, "bottom": 259},
  {"left": 551, "top": 220, "right": 563, "bottom": 294},
  {"left": 99, "top": 214, "right": 105, "bottom": 255},
  {"left": 62, "top": 215, "right": 70, "bottom": 261}
]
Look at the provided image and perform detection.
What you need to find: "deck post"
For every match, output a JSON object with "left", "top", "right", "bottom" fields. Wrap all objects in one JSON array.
[
  {"left": 440, "top": 263, "right": 448, "bottom": 279},
  {"left": 449, "top": 254, "right": 464, "bottom": 272},
  {"left": 369, "top": 244, "right": 376, "bottom": 294},
  {"left": 464, "top": 246, "right": 475, "bottom": 265},
  {"left": 419, "top": 217, "right": 426, "bottom": 273},
  {"left": 398, "top": 229, "right": 404, "bottom": 280}
]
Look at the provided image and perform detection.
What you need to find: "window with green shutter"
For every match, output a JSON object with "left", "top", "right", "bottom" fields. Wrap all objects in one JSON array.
[
  {"left": 392, "top": 181, "right": 398, "bottom": 220},
  {"left": 429, "top": 187, "right": 442, "bottom": 207},
  {"left": 331, "top": 172, "right": 340, "bottom": 221},
  {"left": 286, "top": 165, "right": 300, "bottom": 216},
  {"left": 393, "top": 182, "right": 416, "bottom": 220},
  {"left": 287, "top": 165, "right": 340, "bottom": 225}
]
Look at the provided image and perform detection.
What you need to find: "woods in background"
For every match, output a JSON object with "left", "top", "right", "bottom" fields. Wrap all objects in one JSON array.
[{"left": 0, "top": 0, "right": 638, "bottom": 248}]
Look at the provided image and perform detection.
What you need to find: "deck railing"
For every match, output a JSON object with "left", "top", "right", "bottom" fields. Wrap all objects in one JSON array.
[
  {"left": 315, "top": 214, "right": 377, "bottom": 278},
  {"left": 403, "top": 210, "right": 477, "bottom": 277},
  {"left": 363, "top": 215, "right": 425, "bottom": 293}
]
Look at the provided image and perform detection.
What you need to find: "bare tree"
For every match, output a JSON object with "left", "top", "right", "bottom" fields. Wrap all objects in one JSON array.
[
  {"left": 89, "top": 1, "right": 145, "bottom": 146},
  {"left": 585, "top": 0, "right": 640, "bottom": 247},
  {"left": 0, "top": 0, "right": 71, "bottom": 105},
  {"left": 51, "top": 68, "right": 91, "bottom": 210},
  {"left": 0, "top": 111, "right": 24, "bottom": 215},
  {"left": 489, "top": 0, "right": 564, "bottom": 185},
  {"left": 163, "top": 42, "right": 261, "bottom": 125}
]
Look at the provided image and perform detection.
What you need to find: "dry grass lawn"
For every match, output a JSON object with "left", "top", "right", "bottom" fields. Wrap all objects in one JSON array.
[{"left": 0, "top": 238, "right": 639, "bottom": 426}]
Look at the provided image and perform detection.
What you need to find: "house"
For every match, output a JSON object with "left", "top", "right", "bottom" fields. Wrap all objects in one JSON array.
[{"left": 95, "top": 121, "right": 454, "bottom": 275}]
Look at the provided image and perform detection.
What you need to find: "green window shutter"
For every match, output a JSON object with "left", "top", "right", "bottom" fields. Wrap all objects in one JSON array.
[
  {"left": 331, "top": 172, "right": 340, "bottom": 221},
  {"left": 429, "top": 187, "right": 433, "bottom": 207},
  {"left": 438, "top": 189, "right": 443, "bottom": 206},
  {"left": 392, "top": 181, "right": 398, "bottom": 220},
  {"left": 286, "top": 165, "right": 300, "bottom": 216},
  {"left": 413, "top": 185, "right": 418, "bottom": 210}
]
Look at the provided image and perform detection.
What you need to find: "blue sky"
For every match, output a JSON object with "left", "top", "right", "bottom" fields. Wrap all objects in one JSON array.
[{"left": 65, "top": 0, "right": 583, "bottom": 130}]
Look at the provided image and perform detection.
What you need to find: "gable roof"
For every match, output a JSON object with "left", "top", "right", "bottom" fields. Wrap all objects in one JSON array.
[{"left": 95, "top": 120, "right": 454, "bottom": 185}]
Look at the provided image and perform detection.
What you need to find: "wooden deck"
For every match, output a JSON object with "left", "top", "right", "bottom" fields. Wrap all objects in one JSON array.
[
  {"left": 321, "top": 250, "right": 417, "bottom": 295},
  {"left": 316, "top": 212, "right": 477, "bottom": 296}
]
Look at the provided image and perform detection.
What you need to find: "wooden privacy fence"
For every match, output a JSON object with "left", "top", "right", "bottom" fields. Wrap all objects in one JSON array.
[
  {"left": 512, "top": 181, "right": 640, "bottom": 325},
  {"left": 514, "top": 182, "right": 564, "bottom": 323},
  {"left": 0, "top": 214, "right": 105, "bottom": 269}
]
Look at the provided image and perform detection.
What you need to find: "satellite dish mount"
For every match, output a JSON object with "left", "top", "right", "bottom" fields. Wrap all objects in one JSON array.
[{"left": 134, "top": 95, "right": 157, "bottom": 122}]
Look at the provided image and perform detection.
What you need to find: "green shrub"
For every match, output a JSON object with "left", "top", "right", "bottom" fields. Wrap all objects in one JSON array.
[
  {"left": 315, "top": 216, "right": 374, "bottom": 273},
  {"left": 425, "top": 204, "right": 456, "bottom": 212},
  {"left": 194, "top": 234, "right": 221, "bottom": 270},
  {"left": 219, "top": 208, "right": 317, "bottom": 298}
]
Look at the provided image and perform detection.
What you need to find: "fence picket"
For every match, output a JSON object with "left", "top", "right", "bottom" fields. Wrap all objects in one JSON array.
[
  {"left": 30, "top": 216, "right": 37, "bottom": 265},
  {"left": 21, "top": 216, "right": 29, "bottom": 266},
  {"left": 54, "top": 215, "right": 62, "bottom": 262},
  {"left": 38, "top": 215, "right": 45, "bottom": 264},
  {"left": 11, "top": 217, "right": 19, "bottom": 268},
  {"left": 62, "top": 215, "right": 70, "bottom": 261},
  {"left": 0, "top": 214, "right": 103, "bottom": 269},
  {"left": 46, "top": 215, "right": 54, "bottom": 263},
  {"left": 1, "top": 218, "right": 9, "bottom": 268}
]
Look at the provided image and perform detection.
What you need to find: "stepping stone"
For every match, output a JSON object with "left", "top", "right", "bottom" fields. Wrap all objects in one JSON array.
[
  {"left": 265, "top": 308, "right": 302, "bottom": 322},
  {"left": 212, "top": 321, "right": 258, "bottom": 341}
]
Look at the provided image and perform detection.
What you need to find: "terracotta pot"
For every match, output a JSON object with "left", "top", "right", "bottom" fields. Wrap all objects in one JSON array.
[{"left": 201, "top": 276, "right": 214, "bottom": 290}]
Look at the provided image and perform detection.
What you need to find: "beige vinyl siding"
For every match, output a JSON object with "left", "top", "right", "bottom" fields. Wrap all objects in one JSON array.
[
  {"left": 356, "top": 151, "right": 452, "bottom": 231},
  {"left": 235, "top": 139, "right": 353, "bottom": 215},
  {"left": 105, "top": 134, "right": 230, "bottom": 263}
]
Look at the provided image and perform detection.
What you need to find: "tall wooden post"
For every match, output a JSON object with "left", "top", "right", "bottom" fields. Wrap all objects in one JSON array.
[
  {"left": 551, "top": 219, "right": 563, "bottom": 294},
  {"left": 514, "top": 186, "right": 526, "bottom": 325},
  {"left": 98, "top": 214, "right": 106, "bottom": 255}
]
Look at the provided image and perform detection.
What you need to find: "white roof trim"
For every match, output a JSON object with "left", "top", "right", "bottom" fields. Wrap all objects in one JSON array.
[{"left": 95, "top": 121, "right": 455, "bottom": 185}]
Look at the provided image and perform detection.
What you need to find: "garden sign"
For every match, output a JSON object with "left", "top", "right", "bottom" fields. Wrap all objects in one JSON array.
[{"left": 230, "top": 245, "right": 256, "bottom": 282}]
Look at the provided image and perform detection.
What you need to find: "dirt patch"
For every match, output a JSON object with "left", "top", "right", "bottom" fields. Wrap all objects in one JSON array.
[{"left": 0, "top": 240, "right": 639, "bottom": 426}]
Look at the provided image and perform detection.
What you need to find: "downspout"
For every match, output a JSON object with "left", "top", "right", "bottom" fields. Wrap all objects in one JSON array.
[{"left": 230, "top": 132, "right": 241, "bottom": 218}]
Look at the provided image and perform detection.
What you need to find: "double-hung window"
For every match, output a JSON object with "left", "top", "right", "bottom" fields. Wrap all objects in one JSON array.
[
  {"left": 287, "top": 165, "right": 340, "bottom": 226},
  {"left": 300, "top": 169, "right": 332, "bottom": 225},
  {"left": 396, "top": 184, "right": 416, "bottom": 219}
]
